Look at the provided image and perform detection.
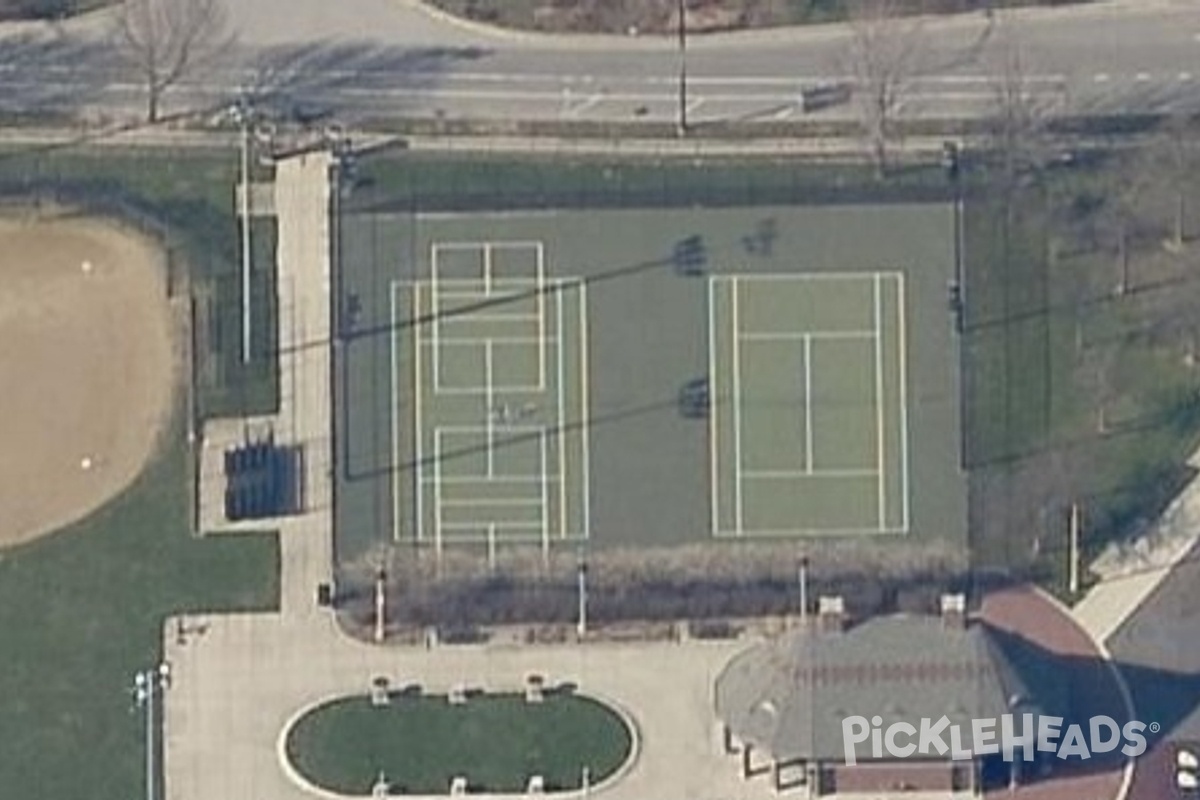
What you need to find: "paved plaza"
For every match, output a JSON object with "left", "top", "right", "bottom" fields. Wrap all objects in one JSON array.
[{"left": 165, "top": 152, "right": 790, "bottom": 800}]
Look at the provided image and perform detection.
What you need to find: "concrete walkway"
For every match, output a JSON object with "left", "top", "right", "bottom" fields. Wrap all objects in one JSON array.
[
  {"left": 162, "top": 150, "right": 793, "bottom": 800},
  {"left": 271, "top": 152, "right": 336, "bottom": 618},
  {"left": 1073, "top": 448, "right": 1200, "bottom": 646},
  {"left": 193, "top": 151, "right": 335, "bottom": 617}
]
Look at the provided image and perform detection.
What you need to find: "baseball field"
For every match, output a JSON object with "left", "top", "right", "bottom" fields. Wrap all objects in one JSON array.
[
  {"left": 0, "top": 213, "right": 174, "bottom": 548},
  {"left": 0, "top": 148, "right": 278, "bottom": 800}
]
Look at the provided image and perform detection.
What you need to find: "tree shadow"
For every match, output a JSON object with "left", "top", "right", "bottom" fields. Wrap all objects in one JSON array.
[
  {"left": 238, "top": 41, "right": 489, "bottom": 128},
  {"left": 0, "top": 31, "right": 114, "bottom": 117}
]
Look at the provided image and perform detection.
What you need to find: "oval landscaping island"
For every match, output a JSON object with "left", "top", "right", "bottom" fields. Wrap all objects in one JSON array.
[{"left": 284, "top": 690, "right": 634, "bottom": 796}]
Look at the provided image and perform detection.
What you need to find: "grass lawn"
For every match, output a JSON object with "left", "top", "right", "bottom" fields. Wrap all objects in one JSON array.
[
  {"left": 0, "top": 142, "right": 278, "bottom": 799},
  {"left": 0, "top": 419, "right": 278, "bottom": 799},
  {"left": 0, "top": 144, "right": 278, "bottom": 417},
  {"left": 348, "top": 150, "right": 950, "bottom": 213},
  {"left": 285, "top": 692, "right": 632, "bottom": 794},
  {"left": 424, "top": 0, "right": 1088, "bottom": 34},
  {"left": 961, "top": 157, "right": 1200, "bottom": 586}
]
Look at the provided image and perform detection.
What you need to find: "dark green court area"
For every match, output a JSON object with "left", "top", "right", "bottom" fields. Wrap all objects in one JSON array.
[
  {"left": 334, "top": 200, "right": 966, "bottom": 566},
  {"left": 284, "top": 692, "right": 632, "bottom": 794}
]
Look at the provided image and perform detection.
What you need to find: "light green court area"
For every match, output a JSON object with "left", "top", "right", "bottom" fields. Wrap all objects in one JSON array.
[
  {"left": 389, "top": 240, "right": 590, "bottom": 559},
  {"left": 709, "top": 273, "right": 909, "bottom": 536}
]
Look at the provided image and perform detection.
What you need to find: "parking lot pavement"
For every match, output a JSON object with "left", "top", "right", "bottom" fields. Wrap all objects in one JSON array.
[{"left": 1107, "top": 538, "right": 1200, "bottom": 800}]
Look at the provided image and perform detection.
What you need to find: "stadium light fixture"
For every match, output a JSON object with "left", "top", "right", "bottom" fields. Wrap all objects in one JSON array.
[{"left": 131, "top": 663, "right": 169, "bottom": 800}]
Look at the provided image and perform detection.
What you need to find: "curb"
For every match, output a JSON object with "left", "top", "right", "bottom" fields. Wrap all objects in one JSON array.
[
  {"left": 1035, "top": 585, "right": 1138, "bottom": 800},
  {"left": 395, "top": 0, "right": 1192, "bottom": 53}
]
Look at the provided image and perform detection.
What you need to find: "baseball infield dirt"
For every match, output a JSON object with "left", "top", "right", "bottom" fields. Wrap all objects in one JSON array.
[{"left": 0, "top": 213, "right": 175, "bottom": 549}]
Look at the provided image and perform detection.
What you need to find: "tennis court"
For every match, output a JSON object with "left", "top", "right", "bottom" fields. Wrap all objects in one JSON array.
[
  {"left": 335, "top": 202, "right": 967, "bottom": 566},
  {"left": 709, "top": 272, "right": 910, "bottom": 536},
  {"left": 389, "top": 240, "right": 590, "bottom": 561}
]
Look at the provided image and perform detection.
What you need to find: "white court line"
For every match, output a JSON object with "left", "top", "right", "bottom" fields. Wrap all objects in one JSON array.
[
  {"left": 413, "top": 283, "right": 424, "bottom": 542},
  {"left": 436, "top": 335, "right": 556, "bottom": 345},
  {"left": 440, "top": 522, "right": 544, "bottom": 533},
  {"left": 485, "top": 340, "right": 494, "bottom": 477},
  {"left": 432, "top": 239, "right": 546, "bottom": 251},
  {"left": 434, "top": 429, "right": 444, "bottom": 558},
  {"left": 484, "top": 242, "right": 493, "bottom": 295},
  {"left": 422, "top": 475, "right": 553, "bottom": 485},
  {"left": 804, "top": 333, "right": 814, "bottom": 474},
  {"left": 390, "top": 281, "right": 402, "bottom": 542},
  {"left": 536, "top": 243, "right": 546, "bottom": 392},
  {"left": 731, "top": 277, "right": 745, "bottom": 536},
  {"left": 431, "top": 244, "right": 442, "bottom": 392},
  {"left": 491, "top": 240, "right": 548, "bottom": 252},
  {"left": 556, "top": 284, "right": 567, "bottom": 540},
  {"left": 540, "top": 430, "right": 550, "bottom": 560},
  {"left": 713, "top": 525, "right": 908, "bottom": 538},
  {"left": 713, "top": 273, "right": 876, "bottom": 284},
  {"left": 708, "top": 277, "right": 720, "bottom": 536},
  {"left": 440, "top": 497, "right": 544, "bottom": 507},
  {"left": 740, "top": 330, "right": 875, "bottom": 342},
  {"left": 436, "top": 522, "right": 536, "bottom": 532},
  {"left": 580, "top": 281, "right": 592, "bottom": 540},
  {"left": 434, "top": 277, "right": 544, "bottom": 287},
  {"left": 873, "top": 273, "right": 886, "bottom": 532},
  {"left": 897, "top": 272, "right": 911, "bottom": 532},
  {"left": 743, "top": 469, "right": 879, "bottom": 479}
]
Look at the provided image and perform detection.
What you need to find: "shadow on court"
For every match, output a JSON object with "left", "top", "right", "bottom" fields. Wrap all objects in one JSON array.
[{"left": 334, "top": 236, "right": 709, "bottom": 485}]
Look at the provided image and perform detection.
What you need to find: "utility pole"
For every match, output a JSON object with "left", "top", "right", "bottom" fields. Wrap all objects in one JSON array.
[
  {"left": 133, "top": 663, "right": 170, "bottom": 800},
  {"left": 232, "top": 94, "right": 254, "bottom": 364},
  {"left": 798, "top": 556, "right": 809, "bottom": 628},
  {"left": 576, "top": 549, "right": 588, "bottom": 639},
  {"left": 676, "top": 0, "right": 688, "bottom": 137},
  {"left": 374, "top": 564, "right": 387, "bottom": 643},
  {"left": 1068, "top": 502, "right": 1081, "bottom": 594}
]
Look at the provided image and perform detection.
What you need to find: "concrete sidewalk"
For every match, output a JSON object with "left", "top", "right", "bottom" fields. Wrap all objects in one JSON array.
[{"left": 1073, "top": 448, "right": 1200, "bottom": 646}]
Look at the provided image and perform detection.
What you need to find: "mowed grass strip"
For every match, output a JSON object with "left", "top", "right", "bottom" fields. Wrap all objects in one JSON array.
[{"left": 286, "top": 692, "right": 633, "bottom": 795}]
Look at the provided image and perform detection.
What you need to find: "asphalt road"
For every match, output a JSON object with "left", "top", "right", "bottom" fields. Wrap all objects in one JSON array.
[{"left": 7, "top": 0, "right": 1200, "bottom": 128}]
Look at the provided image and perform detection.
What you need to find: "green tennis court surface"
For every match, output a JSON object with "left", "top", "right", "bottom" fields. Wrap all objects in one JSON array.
[
  {"left": 389, "top": 241, "right": 590, "bottom": 560},
  {"left": 334, "top": 203, "right": 967, "bottom": 566},
  {"left": 710, "top": 273, "right": 909, "bottom": 536}
]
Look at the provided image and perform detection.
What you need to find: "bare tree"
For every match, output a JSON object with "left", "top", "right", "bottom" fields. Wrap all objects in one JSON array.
[
  {"left": 985, "top": 13, "right": 1055, "bottom": 201},
  {"left": 843, "top": 0, "right": 923, "bottom": 178},
  {"left": 112, "top": 0, "right": 230, "bottom": 123},
  {"left": 1096, "top": 159, "right": 1153, "bottom": 297},
  {"left": 1139, "top": 111, "right": 1199, "bottom": 252}
]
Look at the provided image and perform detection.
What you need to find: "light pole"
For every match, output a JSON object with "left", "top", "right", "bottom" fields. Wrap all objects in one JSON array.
[
  {"left": 231, "top": 94, "right": 255, "bottom": 364},
  {"left": 797, "top": 556, "right": 809, "bottom": 628},
  {"left": 576, "top": 548, "right": 588, "bottom": 639},
  {"left": 132, "top": 663, "right": 170, "bottom": 800},
  {"left": 676, "top": 0, "right": 688, "bottom": 137},
  {"left": 374, "top": 564, "right": 387, "bottom": 643}
]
